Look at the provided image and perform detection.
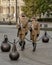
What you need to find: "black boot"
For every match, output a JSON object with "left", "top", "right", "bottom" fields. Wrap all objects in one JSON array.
[
  {"left": 19, "top": 41, "right": 22, "bottom": 46},
  {"left": 32, "top": 42, "right": 36, "bottom": 52},
  {"left": 21, "top": 41, "right": 25, "bottom": 51}
]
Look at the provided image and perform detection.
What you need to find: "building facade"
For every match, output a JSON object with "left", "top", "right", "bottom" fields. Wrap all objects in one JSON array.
[{"left": 0, "top": 0, "right": 24, "bottom": 22}]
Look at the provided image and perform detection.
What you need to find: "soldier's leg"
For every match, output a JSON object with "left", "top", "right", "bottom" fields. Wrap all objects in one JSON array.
[
  {"left": 32, "top": 35, "right": 37, "bottom": 52},
  {"left": 19, "top": 34, "right": 22, "bottom": 46},
  {"left": 21, "top": 34, "right": 25, "bottom": 51},
  {"left": 17, "top": 29, "right": 20, "bottom": 37},
  {"left": 30, "top": 32, "right": 32, "bottom": 40}
]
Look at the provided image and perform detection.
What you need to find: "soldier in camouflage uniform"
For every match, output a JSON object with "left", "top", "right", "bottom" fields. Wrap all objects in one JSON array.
[
  {"left": 29, "top": 17, "right": 40, "bottom": 52},
  {"left": 16, "top": 14, "right": 28, "bottom": 51}
]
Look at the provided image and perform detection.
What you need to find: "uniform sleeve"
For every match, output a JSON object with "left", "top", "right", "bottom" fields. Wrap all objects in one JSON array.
[
  {"left": 25, "top": 20, "right": 29, "bottom": 31},
  {"left": 28, "top": 21, "right": 31, "bottom": 30},
  {"left": 37, "top": 22, "right": 40, "bottom": 34}
]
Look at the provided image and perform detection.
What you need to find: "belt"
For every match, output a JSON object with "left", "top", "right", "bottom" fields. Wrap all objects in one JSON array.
[
  {"left": 23, "top": 27, "right": 26, "bottom": 28},
  {"left": 34, "top": 28, "right": 38, "bottom": 30}
]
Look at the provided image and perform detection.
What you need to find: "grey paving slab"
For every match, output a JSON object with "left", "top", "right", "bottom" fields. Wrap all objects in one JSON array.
[{"left": 0, "top": 27, "right": 52, "bottom": 65}]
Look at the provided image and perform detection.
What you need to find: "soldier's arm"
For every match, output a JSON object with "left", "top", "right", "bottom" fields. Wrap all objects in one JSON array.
[
  {"left": 17, "top": 24, "right": 21, "bottom": 32},
  {"left": 26, "top": 21, "right": 29, "bottom": 30},
  {"left": 37, "top": 22, "right": 40, "bottom": 34},
  {"left": 28, "top": 22, "right": 32, "bottom": 32}
]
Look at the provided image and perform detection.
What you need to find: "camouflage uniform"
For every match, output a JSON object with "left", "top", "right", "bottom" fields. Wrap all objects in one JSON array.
[
  {"left": 29, "top": 17, "right": 40, "bottom": 52},
  {"left": 16, "top": 14, "right": 28, "bottom": 51}
]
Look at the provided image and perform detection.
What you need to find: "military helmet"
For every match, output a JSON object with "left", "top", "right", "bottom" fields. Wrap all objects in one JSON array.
[
  {"left": 31, "top": 16, "right": 37, "bottom": 21},
  {"left": 32, "top": 16, "right": 36, "bottom": 19},
  {"left": 21, "top": 13, "right": 26, "bottom": 17}
]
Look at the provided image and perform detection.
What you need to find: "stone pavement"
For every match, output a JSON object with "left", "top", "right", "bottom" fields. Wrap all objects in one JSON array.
[
  {"left": 0, "top": 40, "right": 52, "bottom": 65},
  {"left": 0, "top": 27, "right": 52, "bottom": 65}
]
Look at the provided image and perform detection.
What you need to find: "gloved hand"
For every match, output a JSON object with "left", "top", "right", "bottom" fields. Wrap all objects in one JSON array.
[
  {"left": 25, "top": 32, "right": 28, "bottom": 35},
  {"left": 18, "top": 27, "right": 21, "bottom": 30},
  {"left": 37, "top": 34, "right": 39, "bottom": 37},
  {"left": 30, "top": 27, "right": 32, "bottom": 32}
]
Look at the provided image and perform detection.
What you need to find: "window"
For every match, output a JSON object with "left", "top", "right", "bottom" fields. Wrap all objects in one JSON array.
[
  {"left": 11, "top": 6, "right": 14, "bottom": 13},
  {"left": 0, "top": 6, "right": 3, "bottom": 13},
  {"left": 12, "top": 0, "right": 14, "bottom": 1},
  {"left": 6, "top": 7, "right": 9, "bottom": 14},
  {"left": 0, "top": 0, "right": 1, "bottom": 4},
  {"left": 2, "top": 0, "right": 6, "bottom": 1}
]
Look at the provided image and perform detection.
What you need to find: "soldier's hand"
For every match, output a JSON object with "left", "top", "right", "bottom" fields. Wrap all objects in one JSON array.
[
  {"left": 18, "top": 27, "right": 21, "bottom": 30},
  {"left": 37, "top": 34, "right": 39, "bottom": 37},
  {"left": 25, "top": 32, "right": 28, "bottom": 35},
  {"left": 30, "top": 27, "right": 32, "bottom": 32}
]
